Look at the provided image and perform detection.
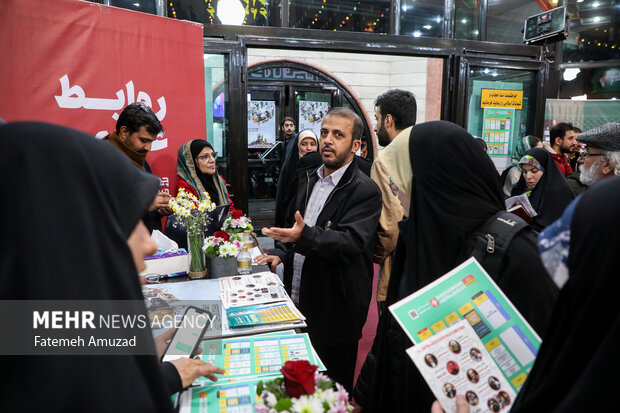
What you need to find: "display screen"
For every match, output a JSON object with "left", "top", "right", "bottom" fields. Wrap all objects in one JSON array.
[{"left": 162, "top": 307, "right": 211, "bottom": 361}]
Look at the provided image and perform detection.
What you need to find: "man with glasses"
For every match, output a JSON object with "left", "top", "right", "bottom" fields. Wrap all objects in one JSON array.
[
  {"left": 105, "top": 103, "right": 173, "bottom": 232},
  {"left": 576, "top": 122, "right": 620, "bottom": 188}
]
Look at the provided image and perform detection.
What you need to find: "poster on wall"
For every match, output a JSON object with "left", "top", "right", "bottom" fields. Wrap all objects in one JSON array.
[
  {"left": 299, "top": 100, "right": 330, "bottom": 138},
  {"left": 247, "top": 100, "right": 276, "bottom": 148},
  {"left": 0, "top": 0, "right": 206, "bottom": 194},
  {"left": 482, "top": 108, "right": 515, "bottom": 156}
]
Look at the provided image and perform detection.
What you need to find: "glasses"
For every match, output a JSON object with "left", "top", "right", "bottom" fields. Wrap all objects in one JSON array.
[
  {"left": 197, "top": 152, "right": 217, "bottom": 161},
  {"left": 579, "top": 151, "right": 605, "bottom": 159}
]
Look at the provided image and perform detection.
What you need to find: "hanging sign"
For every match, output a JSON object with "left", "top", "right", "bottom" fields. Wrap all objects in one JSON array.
[{"left": 480, "top": 89, "right": 524, "bottom": 110}]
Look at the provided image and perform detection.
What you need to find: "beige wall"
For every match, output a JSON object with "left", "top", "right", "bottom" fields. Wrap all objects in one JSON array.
[{"left": 248, "top": 48, "right": 442, "bottom": 127}]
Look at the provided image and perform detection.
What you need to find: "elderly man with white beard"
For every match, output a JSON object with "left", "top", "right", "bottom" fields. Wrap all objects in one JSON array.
[{"left": 576, "top": 122, "right": 620, "bottom": 189}]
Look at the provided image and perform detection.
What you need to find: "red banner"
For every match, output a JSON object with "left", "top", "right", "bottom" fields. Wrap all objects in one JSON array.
[{"left": 0, "top": 0, "right": 206, "bottom": 193}]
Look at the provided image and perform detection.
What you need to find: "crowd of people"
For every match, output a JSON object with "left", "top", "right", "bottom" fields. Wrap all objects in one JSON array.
[{"left": 1, "top": 94, "right": 618, "bottom": 412}]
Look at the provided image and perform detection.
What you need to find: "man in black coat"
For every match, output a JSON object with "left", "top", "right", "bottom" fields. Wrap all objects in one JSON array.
[{"left": 256, "top": 107, "right": 382, "bottom": 392}]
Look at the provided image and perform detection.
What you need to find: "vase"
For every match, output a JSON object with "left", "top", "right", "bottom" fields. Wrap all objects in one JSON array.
[
  {"left": 208, "top": 256, "right": 238, "bottom": 278},
  {"left": 186, "top": 230, "right": 207, "bottom": 279}
]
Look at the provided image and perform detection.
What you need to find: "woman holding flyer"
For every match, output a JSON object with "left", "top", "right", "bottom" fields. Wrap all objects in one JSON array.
[
  {"left": 511, "top": 147, "right": 575, "bottom": 232},
  {"left": 352, "top": 121, "right": 558, "bottom": 412}
]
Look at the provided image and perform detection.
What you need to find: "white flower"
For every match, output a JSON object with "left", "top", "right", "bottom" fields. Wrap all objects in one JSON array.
[
  {"left": 321, "top": 389, "right": 337, "bottom": 405},
  {"left": 291, "top": 395, "right": 323, "bottom": 413},
  {"left": 219, "top": 244, "right": 230, "bottom": 256},
  {"left": 228, "top": 245, "right": 239, "bottom": 256},
  {"left": 265, "top": 392, "right": 277, "bottom": 407}
]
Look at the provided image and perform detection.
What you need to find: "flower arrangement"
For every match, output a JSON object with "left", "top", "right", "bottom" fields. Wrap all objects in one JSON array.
[
  {"left": 203, "top": 230, "right": 243, "bottom": 258},
  {"left": 255, "top": 360, "right": 353, "bottom": 413},
  {"left": 168, "top": 188, "right": 216, "bottom": 235},
  {"left": 222, "top": 209, "right": 254, "bottom": 235},
  {"left": 168, "top": 188, "right": 216, "bottom": 277}
]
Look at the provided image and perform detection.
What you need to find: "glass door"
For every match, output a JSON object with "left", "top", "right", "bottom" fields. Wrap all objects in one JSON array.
[
  {"left": 453, "top": 56, "right": 547, "bottom": 171},
  {"left": 247, "top": 86, "right": 285, "bottom": 230}
]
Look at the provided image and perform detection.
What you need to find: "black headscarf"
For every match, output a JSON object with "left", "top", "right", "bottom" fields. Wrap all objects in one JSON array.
[
  {"left": 274, "top": 134, "right": 301, "bottom": 227},
  {"left": 511, "top": 148, "right": 575, "bottom": 231},
  {"left": 190, "top": 139, "right": 222, "bottom": 206},
  {"left": 395, "top": 121, "right": 505, "bottom": 297},
  {"left": 512, "top": 176, "right": 620, "bottom": 412},
  {"left": 0, "top": 122, "right": 173, "bottom": 412},
  {"left": 364, "top": 121, "right": 557, "bottom": 412}
]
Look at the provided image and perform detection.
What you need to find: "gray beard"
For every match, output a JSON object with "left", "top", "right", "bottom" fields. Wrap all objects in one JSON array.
[{"left": 579, "top": 163, "right": 601, "bottom": 186}]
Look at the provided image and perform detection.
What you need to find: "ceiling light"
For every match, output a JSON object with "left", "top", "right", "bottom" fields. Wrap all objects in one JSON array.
[
  {"left": 413, "top": 31, "right": 421, "bottom": 37},
  {"left": 592, "top": 2, "right": 600, "bottom": 7},
  {"left": 423, "top": 25, "right": 432, "bottom": 30},
  {"left": 593, "top": 16, "right": 601, "bottom": 23},
  {"left": 217, "top": 0, "right": 245, "bottom": 25}
]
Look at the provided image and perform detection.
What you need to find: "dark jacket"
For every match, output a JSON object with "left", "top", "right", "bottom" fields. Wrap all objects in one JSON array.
[
  {"left": 143, "top": 161, "right": 164, "bottom": 233},
  {"left": 566, "top": 171, "right": 588, "bottom": 196},
  {"left": 271, "top": 161, "right": 382, "bottom": 346},
  {"left": 280, "top": 152, "right": 372, "bottom": 228}
]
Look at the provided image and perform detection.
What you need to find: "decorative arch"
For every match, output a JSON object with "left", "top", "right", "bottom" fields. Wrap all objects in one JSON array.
[{"left": 247, "top": 58, "right": 378, "bottom": 160}]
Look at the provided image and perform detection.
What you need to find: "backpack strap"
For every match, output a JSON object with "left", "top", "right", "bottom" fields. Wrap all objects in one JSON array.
[{"left": 468, "top": 211, "right": 529, "bottom": 277}]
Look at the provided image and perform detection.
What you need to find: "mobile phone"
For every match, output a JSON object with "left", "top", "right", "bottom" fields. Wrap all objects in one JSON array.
[{"left": 162, "top": 306, "right": 213, "bottom": 362}]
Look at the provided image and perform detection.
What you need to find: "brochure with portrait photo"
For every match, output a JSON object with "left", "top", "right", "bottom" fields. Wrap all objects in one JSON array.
[
  {"left": 407, "top": 319, "right": 516, "bottom": 413},
  {"left": 390, "top": 257, "right": 541, "bottom": 394}
]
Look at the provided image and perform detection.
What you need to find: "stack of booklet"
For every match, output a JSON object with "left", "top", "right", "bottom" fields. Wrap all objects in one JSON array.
[
  {"left": 218, "top": 272, "right": 305, "bottom": 328},
  {"left": 390, "top": 257, "right": 541, "bottom": 413},
  {"left": 176, "top": 330, "right": 325, "bottom": 413}
]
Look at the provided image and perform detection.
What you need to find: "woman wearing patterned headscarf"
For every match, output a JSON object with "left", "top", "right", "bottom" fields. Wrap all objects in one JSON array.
[
  {"left": 511, "top": 148, "right": 575, "bottom": 232},
  {"left": 500, "top": 135, "right": 542, "bottom": 197},
  {"left": 174, "top": 139, "right": 233, "bottom": 207}
]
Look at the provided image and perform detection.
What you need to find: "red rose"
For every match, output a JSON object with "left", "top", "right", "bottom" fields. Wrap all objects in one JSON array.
[
  {"left": 231, "top": 209, "right": 244, "bottom": 220},
  {"left": 281, "top": 360, "right": 317, "bottom": 398},
  {"left": 214, "top": 230, "right": 229, "bottom": 241}
]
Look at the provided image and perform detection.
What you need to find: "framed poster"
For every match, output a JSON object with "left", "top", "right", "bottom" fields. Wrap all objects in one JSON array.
[
  {"left": 247, "top": 100, "right": 276, "bottom": 148},
  {"left": 299, "top": 100, "right": 330, "bottom": 138},
  {"left": 482, "top": 108, "right": 515, "bottom": 156}
]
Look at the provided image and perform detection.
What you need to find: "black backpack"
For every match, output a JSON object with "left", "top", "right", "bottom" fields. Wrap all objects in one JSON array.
[{"left": 466, "top": 211, "right": 529, "bottom": 276}]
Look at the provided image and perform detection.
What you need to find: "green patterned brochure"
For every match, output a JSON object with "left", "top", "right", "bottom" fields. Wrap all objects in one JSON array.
[{"left": 389, "top": 257, "right": 540, "bottom": 392}]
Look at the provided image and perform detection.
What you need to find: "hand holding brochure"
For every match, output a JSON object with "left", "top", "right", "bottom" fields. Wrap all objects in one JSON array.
[
  {"left": 407, "top": 320, "right": 516, "bottom": 413},
  {"left": 390, "top": 258, "right": 541, "bottom": 412}
]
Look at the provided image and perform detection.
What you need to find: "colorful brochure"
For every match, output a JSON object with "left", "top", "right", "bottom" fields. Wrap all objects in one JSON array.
[
  {"left": 226, "top": 302, "right": 305, "bottom": 328},
  {"left": 195, "top": 332, "right": 323, "bottom": 385},
  {"left": 407, "top": 320, "right": 516, "bottom": 413},
  {"left": 219, "top": 271, "right": 289, "bottom": 309},
  {"left": 179, "top": 378, "right": 263, "bottom": 413},
  {"left": 390, "top": 257, "right": 541, "bottom": 393}
]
